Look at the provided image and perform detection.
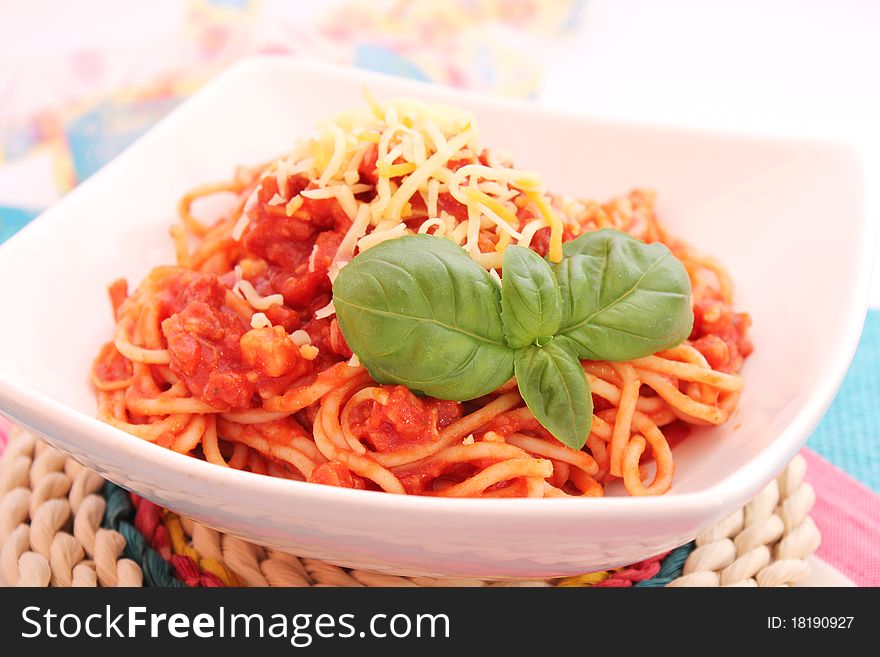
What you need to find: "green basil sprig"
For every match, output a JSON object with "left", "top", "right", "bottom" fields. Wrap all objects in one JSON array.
[
  {"left": 554, "top": 229, "right": 694, "bottom": 361},
  {"left": 332, "top": 229, "right": 693, "bottom": 450}
]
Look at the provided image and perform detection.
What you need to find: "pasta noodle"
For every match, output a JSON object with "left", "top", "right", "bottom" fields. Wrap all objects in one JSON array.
[{"left": 91, "top": 96, "right": 752, "bottom": 498}]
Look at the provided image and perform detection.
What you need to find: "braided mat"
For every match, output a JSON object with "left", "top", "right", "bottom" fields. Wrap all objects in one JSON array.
[{"left": 0, "top": 426, "right": 820, "bottom": 587}]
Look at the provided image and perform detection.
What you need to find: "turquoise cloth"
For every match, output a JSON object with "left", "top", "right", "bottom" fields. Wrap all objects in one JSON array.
[
  {"left": 807, "top": 310, "right": 880, "bottom": 492},
  {"left": 0, "top": 206, "right": 38, "bottom": 243}
]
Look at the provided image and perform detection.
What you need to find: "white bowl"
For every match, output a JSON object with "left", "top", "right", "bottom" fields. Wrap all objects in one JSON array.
[{"left": 0, "top": 57, "right": 870, "bottom": 578}]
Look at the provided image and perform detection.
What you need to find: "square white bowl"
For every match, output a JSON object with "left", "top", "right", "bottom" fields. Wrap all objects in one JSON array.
[{"left": 0, "top": 57, "right": 870, "bottom": 578}]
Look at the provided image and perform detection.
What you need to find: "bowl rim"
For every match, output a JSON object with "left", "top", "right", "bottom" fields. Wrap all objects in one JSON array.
[{"left": 0, "top": 55, "right": 872, "bottom": 519}]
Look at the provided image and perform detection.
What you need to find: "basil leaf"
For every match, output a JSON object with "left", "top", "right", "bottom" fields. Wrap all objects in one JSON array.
[
  {"left": 553, "top": 229, "right": 693, "bottom": 361},
  {"left": 514, "top": 337, "right": 592, "bottom": 450},
  {"left": 333, "top": 235, "right": 514, "bottom": 400},
  {"left": 500, "top": 245, "right": 563, "bottom": 349}
]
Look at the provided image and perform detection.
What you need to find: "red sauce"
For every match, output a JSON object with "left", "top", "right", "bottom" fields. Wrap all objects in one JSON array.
[
  {"left": 107, "top": 278, "right": 128, "bottom": 319},
  {"left": 308, "top": 461, "right": 367, "bottom": 489},
  {"left": 591, "top": 394, "right": 614, "bottom": 414},
  {"left": 690, "top": 299, "right": 753, "bottom": 373},
  {"left": 159, "top": 272, "right": 314, "bottom": 410},
  {"left": 437, "top": 192, "right": 469, "bottom": 222},
  {"left": 155, "top": 168, "right": 370, "bottom": 411},
  {"left": 396, "top": 462, "right": 464, "bottom": 496},
  {"left": 661, "top": 420, "right": 691, "bottom": 450},
  {"left": 482, "top": 410, "right": 551, "bottom": 440},
  {"left": 92, "top": 342, "right": 133, "bottom": 385},
  {"left": 346, "top": 385, "right": 462, "bottom": 454},
  {"left": 395, "top": 456, "right": 509, "bottom": 496},
  {"left": 161, "top": 275, "right": 253, "bottom": 409},
  {"left": 242, "top": 177, "right": 348, "bottom": 253},
  {"left": 241, "top": 176, "right": 313, "bottom": 271},
  {"left": 300, "top": 317, "right": 353, "bottom": 371},
  {"left": 358, "top": 144, "right": 379, "bottom": 185},
  {"left": 527, "top": 225, "right": 575, "bottom": 258},
  {"left": 277, "top": 229, "right": 345, "bottom": 309}
]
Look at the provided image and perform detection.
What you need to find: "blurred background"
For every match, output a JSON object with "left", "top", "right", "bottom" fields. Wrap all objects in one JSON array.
[{"left": 1, "top": 0, "right": 878, "bottom": 492}]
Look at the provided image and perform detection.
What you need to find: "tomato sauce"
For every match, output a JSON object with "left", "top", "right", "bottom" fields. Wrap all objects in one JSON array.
[
  {"left": 358, "top": 144, "right": 379, "bottom": 185},
  {"left": 152, "top": 167, "right": 370, "bottom": 411},
  {"left": 92, "top": 342, "right": 133, "bottom": 386},
  {"left": 482, "top": 410, "right": 551, "bottom": 441},
  {"left": 308, "top": 461, "right": 368, "bottom": 489},
  {"left": 157, "top": 271, "right": 315, "bottom": 410},
  {"left": 690, "top": 299, "right": 753, "bottom": 373},
  {"left": 346, "top": 385, "right": 462, "bottom": 453}
]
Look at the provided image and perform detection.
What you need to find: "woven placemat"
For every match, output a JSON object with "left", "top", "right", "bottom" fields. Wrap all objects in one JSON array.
[{"left": 0, "top": 426, "right": 820, "bottom": 587}]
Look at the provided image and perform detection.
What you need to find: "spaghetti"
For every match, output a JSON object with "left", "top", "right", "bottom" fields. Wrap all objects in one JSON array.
[{"left": 92, "top": 96, "right": 752, "bottom": 498}]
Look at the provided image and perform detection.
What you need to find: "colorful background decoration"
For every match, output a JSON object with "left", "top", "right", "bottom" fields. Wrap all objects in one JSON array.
[{"left": 1, "top": 0, "right": 877, "bottom": 585}]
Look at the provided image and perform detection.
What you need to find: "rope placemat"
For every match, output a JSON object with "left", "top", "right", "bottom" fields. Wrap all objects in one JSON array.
[{"left": 0, "top": 426, "right": 820, "bottom": 587}]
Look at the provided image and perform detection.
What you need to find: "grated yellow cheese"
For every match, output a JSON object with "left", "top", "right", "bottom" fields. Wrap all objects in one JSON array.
[
  {"left": 377, "top": 161, "right": 417, "bottom": 178},
  {"left": 495, "top": 229, "right": 512, "bottom": 253},
  {"left": 284, "top": 195, "right": 303, "bottom": 217},
  {"left": 357, "top": 131, "right": 381, "bottom": 143},
  {"left": 243, "top": 91, "right": 576, "bottom": 278},
  {"left": 527, "top": 191, "right": 563, "bottom": 263}
]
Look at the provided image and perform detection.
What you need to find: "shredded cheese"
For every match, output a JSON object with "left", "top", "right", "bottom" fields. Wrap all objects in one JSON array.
[
  {"left": 427, "top": 178, "right": 440, "bottom": 218},
  {"left": 450, "top": 218, "right": 469, "bottom": 246},
  {"left": 464, "top": 201, "right": 480, "bottom": 254},
  {"left": 250, "top": 312, "right": 272, "bottom": 329},
  {"left": 233, "top": 279, "right": 283, "bottom": 311},
  {"left": 285, "top": 195, "right": 303, "bottom": 217},
  {"left": 517, "top": 219, "right": 546, "bottom": 248},
  {"left": 275, "top": 157, "right": 293, "bottom": 199},
  {"left": 307, "top": 244, "right": 319, "bottom": 273},
  {"left": 495, "top": 229, "right": 512, "bottom": 253},
  {"left": 417, "top": 218, "right": 444, "bottom": 235},
  {"left": 301, "top": 187, "right": 340, "bottom": 200},
  {"left": 314, "top": 300, "right": 336, "bottom": 319},
  {"left": 357, "top": 131, "right": 380, "bottom": 143},
  {"left": 469, "top": 198, "right": 523, "bottom": 239},
  {"left": 289, "top": 329, "right": 311, "bottom": 346},
  {"left": 333, "top": 203, "right": 372, "bottom": 266},
  {"left": 327, "top": 259, "right": 347, "bottom": 284},
  {"left": 471, "top": 251, "right": 504, "bottom": 270},
  {"left": 356, "top": 222, "right": 408, "bottom": 252},
  {"left": 317, "top": 124, "right": 346, "bottom": 187},
  {"left": 333, "top": 184, "right": 358, "bottom": 220},
  {"left": 343, "top": 169, "right": 360, "bottom": 186},
  {"left": 386, "top": 128, "right": 473, "bottom": 221},
  {"left": 377, "top": 161, "right": 417, "bottom": 178},
  {"left": 231, "top": 92, "right": 578, "bottom": 285}
]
